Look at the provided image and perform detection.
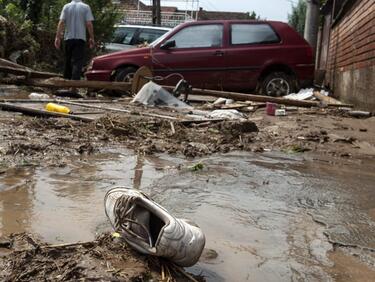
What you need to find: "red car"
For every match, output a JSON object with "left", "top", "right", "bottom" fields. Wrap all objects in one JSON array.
[{"left": 86, "top": 20, "right": 314, "bottom": 96}]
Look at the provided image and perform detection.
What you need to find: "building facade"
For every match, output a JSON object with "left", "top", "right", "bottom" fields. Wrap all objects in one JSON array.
[{"left": 318, "top": 0, "right": 375, "bottom": 110}]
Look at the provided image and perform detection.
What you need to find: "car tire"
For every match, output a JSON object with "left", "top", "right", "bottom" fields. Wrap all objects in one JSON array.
[
  {"left": 115, "top": 66, "right": 137, "bottom": 83},
  {"left": 260, "top": 72, "right": 297, "bottom": 97},
  {"left": 113, "top": 66, "right": 137, "bottom": 96}
]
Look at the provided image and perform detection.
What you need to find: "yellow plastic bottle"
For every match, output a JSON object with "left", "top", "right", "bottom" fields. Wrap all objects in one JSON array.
[{"left": 45, "top": 103, "right": 71, "bottom": 114}]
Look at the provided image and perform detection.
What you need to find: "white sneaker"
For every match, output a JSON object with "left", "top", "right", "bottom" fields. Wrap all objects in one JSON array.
[{"left": 104, "top": 187, "right": 206, "bottom": 267}]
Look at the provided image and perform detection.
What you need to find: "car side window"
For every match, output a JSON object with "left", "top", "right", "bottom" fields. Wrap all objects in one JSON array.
[
  {"left": 168, "top": 24, "right": 223, "bottom": 48},
  {"left": 135, "top": 29, "right": 168, "bottom": 45},
  {"left": 231, "top": 24, "right": 280, "bottom": 45},
  {"left": 112, "top": 27, "right": 137, "bottom": 45}
]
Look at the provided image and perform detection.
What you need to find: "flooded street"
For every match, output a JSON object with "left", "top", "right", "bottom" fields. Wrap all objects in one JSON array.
[{"left": 1, "top": 150, "right": 375, "bottom": 281}]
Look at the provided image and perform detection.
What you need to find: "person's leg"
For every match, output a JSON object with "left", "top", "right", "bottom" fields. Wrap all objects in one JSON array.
[
  {"left": 71, "top": 39, "right": 85, "bottom": 80},
  {"left": 63, "top": 40, "right": 73, "bottom": 79}
]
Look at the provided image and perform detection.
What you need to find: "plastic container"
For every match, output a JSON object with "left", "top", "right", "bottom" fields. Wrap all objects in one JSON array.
[
  {"left": 266, "top": 102, "right": 278, "bottom": 116},
  {"left": 275, "top": 109, "right": 287, "bottom": 116},
  {"left": 45, "top": 103, "right": 71, "bottom": 114}
]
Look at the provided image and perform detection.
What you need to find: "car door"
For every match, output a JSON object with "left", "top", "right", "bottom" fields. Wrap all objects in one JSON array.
[
  {"left": 224, "top": 23, "right": 282, "bottom": 91},
  {"left": 151, "top": 23, "right": 226, "bottom": 89}
]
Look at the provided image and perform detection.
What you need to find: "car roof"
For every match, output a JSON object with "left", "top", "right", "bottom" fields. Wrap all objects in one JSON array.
[{"left": 115, "top": 24, "right": 171, "bottom": 31}]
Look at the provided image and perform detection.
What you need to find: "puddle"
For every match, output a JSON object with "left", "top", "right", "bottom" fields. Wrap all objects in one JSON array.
[{"left": 1, "top": 150, "right": 375, "bottom": 281}]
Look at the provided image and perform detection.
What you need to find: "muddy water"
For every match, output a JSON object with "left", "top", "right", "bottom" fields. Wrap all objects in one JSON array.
[{"left": 1, "top": 150, "right": 375, "bottom": 281}]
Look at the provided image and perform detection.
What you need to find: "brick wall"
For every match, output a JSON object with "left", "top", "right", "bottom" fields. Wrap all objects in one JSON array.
[{"left": 325, "top": 0, "right": 375, "bottom": 110}]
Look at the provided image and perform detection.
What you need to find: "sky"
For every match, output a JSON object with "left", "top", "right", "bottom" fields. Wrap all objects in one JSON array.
[{"left": 142, "top": 0, "right": 295, "bottom": 22}]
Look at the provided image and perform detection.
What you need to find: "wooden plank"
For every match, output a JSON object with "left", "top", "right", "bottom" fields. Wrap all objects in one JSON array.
[
  {"left": 164, "top": 86, "right": 353, "bottom": 108},
  {"left": 131, "top": 66, "right": 153, "bottom": 94},
  {"left": 0, "top": 76, "right": 132, "bottom": 91},
  {"left": 313, "top": 91, "right": 342, "bottom": 105},
  {"left": 0, "top": 99, "right": 118, "bottom": 103},
  {"left": 29, "top": 78, "right": 132, "bottom": 91},
  {"left": 60, "top": 100, "right": 179, "bottom": 121},
  {"left": 0, "top": 58, "right": 61, "bottom": 79},
  {"left": 0, "top": 102, "right": 94, "bottom": 122}
]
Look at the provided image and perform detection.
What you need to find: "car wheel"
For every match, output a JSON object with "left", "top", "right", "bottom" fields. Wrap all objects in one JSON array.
[
  {"left": 260, "top": 72, "right": 296, "bottom": 97},
  {"left": 112, "top": 67, "right": 138, "bottom": 96},
  {"left": 115, "top": 66, "right": 137, "bottom": 83}
]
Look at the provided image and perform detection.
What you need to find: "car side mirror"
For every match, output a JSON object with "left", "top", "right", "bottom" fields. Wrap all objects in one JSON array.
[{"left": 160, "top": 40, "right": 176, "bottom": 50}]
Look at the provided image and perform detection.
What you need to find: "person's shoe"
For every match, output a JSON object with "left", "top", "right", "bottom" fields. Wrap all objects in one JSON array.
[{"left": 104, "top": 187, "right": 205, "bottom": 267}]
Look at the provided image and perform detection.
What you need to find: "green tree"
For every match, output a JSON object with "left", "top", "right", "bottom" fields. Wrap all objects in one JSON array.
[
  {"left": 288, "top": 0, "right": 306, "bottom": 35},
  {"left": 247, "top": 11, "right": 261, "bottom": 20},
  {"left": 288, "top": 0, "right": 327, "bottom": 36}
]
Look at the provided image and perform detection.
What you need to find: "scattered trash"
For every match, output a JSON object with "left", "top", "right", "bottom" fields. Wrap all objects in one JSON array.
[
  {"left": 112, "top": 232, "right": 121, "bottom": 238},
  {"left": 284, "top": 88, "right": 315, "bottom": 101},
  {"left": 132, "top": 81, "right": 192, "bottom": 109},
  {"left": 285, "top": 106, "right": 298, "bottom": 111},
  {"left": 45, "top": 103, "right": 71, "bottom": 114},
  {"left": 266, "top": 102, "right": 278, "bottom": 115},
  {"left": 208, "top": 109, "right": 244, "bottom": 120},
  {"left": 285, "top": 88, "right": 330, "bottom": 101},
  {"left": 275, "top": 108, "right": 287, "bottom": 116},
  {"left": 348, "top": 111, "right": 372, "bottom": 118},
  {"left": 104, "top": 187, "right": 205, "bottom": 267},
  {"left": 28, "top": 92, "right": 50, "bottom": 100},
  {"left": 213, "top": 98, "right": 227, "bottom": 105},
  {"left": 266, "top": 103, "right": 287, "bottom": 116}
]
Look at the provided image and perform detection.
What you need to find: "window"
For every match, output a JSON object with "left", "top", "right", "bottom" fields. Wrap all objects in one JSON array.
[
  {"left": 168, "top": 24, "right": 223, "bottom": 48},
  {"left": 231, "top": 24, "right": 279, "bottom": 45},
  {"left": 135, "top": 29, "right": 168, "bottom": 45},
  {"left": 112, "top": 27, "right": 137, "bottom": 44}
]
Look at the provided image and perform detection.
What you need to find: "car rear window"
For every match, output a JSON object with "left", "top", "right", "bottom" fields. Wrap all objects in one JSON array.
[
  {"left": 112, "top": 27, "right": 137, "bottom": 44},
  {"left": 231, "top": 24, "right": 280, "bottom": 45},
  {"left": 134, "top": 29, "right": 169, "bottom": 45},
  {"left": 169, "top": 24, "right": 223, "bottom": 48}
]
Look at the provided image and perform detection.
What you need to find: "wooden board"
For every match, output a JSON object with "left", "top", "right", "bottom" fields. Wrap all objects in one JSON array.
[{"left": 131, "top": 66, "right": 153, "bottom": 94}]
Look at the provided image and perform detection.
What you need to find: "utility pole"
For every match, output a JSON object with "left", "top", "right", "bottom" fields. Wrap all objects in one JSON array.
[
  {"left": 304, "top": 0, "right": 320, "bottom": 51},
  {"left": 152, "top": 0, "right": 161, "bottom": 26}
]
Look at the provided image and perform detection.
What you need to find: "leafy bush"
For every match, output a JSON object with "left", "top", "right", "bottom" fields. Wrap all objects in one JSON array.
[{"left": 0, "top": 0, "right": 120, "bottom": 70}]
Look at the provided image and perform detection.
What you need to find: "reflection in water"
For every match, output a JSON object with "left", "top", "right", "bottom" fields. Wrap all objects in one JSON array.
[
  {"left": 0, "top": 151, "right": 375, "bottom": 281},
  {"left": 0, "top": 167, "right": 36, "bottom": 235},
  {"left": 133, "top": 154, "right": 144, "bottom": 190}
]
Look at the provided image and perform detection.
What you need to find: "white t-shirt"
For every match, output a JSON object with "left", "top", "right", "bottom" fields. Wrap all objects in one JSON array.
[{"left": 60, "top": 0, "right": 94, "bottom": 41}]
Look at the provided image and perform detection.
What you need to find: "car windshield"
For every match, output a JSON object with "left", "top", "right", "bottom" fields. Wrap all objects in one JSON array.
[{"left": 112, "top": 27, "right": 137, "bottom": 44}]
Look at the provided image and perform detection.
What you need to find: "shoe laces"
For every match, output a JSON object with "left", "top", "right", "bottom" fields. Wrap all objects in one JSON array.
[{"left": 113, "top": 195, "right": 153, "bottom": 248}]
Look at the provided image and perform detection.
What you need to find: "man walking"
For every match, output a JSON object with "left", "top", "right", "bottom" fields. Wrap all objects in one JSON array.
[{"left": 55, "top": 0, "right": 95, "bottom": 80}]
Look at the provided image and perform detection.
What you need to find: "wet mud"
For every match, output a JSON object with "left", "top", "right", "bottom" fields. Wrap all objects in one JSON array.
[
  {"left": 0, "top": 233, "right": 158, "bottom": 281},
  {"left": 1, "top": 150, "right": 374, "bottom": 281}
]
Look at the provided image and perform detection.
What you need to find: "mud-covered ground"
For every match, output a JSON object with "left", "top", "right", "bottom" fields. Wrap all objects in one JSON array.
[
  {"left": 0, "top": 233, "right": 199, "bottom": 281},
  {"left": 0, "top": 95, "right": 374, "bottom": 169},
  {"left": 1, "top": 84, "right": 375, "bottom": 281}
]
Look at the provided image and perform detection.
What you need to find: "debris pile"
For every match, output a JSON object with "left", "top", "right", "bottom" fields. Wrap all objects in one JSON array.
[{"left": 0, "top": 233, "right": 201, "bottom": 282}]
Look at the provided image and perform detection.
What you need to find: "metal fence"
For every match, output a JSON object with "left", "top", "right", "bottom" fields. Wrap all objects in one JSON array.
[{"left": 119, "top": 10, "right": 195, "bottom": 27}]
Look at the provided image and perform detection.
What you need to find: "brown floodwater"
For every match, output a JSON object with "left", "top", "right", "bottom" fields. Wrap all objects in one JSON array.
[{"left": 1, "top": 149, "right": 374, "bottom": 281}]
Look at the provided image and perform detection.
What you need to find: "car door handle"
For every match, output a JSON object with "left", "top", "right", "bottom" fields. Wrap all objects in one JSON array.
[{"left": 214, "top": 50, "right": 225, "bottom": 56}]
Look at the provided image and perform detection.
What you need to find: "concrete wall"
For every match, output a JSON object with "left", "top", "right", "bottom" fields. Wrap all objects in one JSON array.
[{"left": 325, "top": 0, "right": 375, "bottom": 110}]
